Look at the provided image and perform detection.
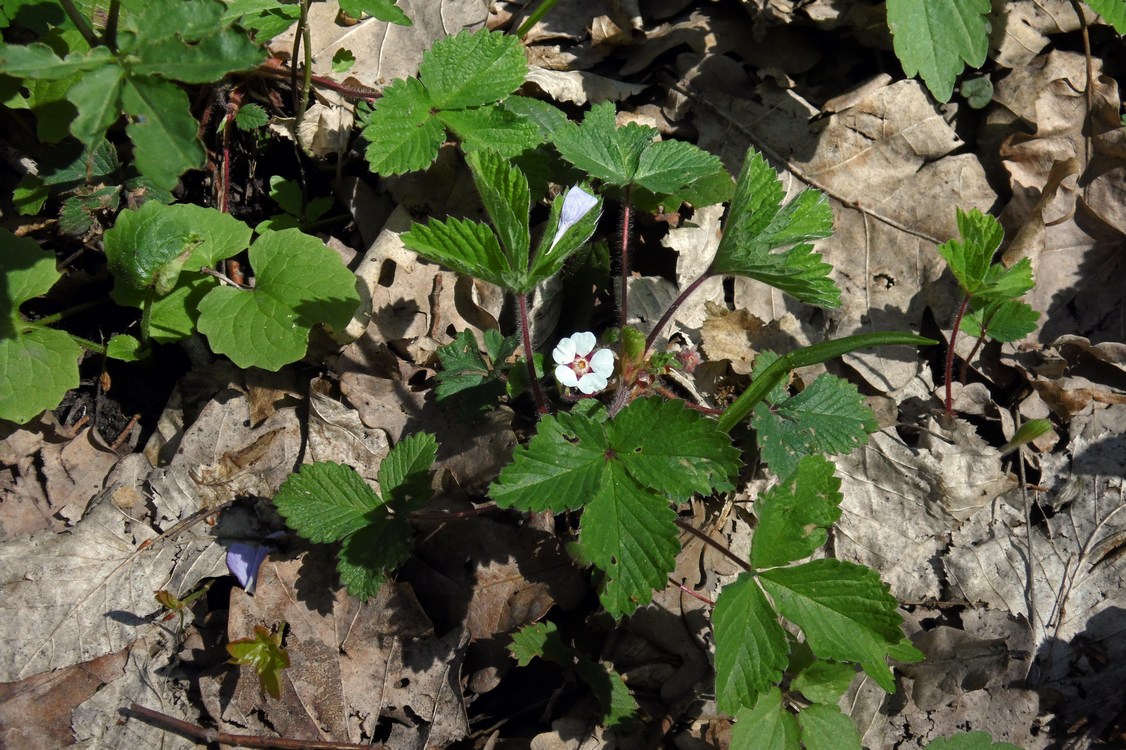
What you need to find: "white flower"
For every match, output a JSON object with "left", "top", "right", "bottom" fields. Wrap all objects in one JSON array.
[
  {"left": 553, "top": 331, "right": 614, "bottom": 394},
  {"left": 548, "top": 186, "right": 598, "bottom": 251}
]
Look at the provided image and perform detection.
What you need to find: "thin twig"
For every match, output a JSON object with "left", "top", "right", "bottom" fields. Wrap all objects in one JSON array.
[{"left": 675, "top": 519, "right": 751, "bottom": 572}]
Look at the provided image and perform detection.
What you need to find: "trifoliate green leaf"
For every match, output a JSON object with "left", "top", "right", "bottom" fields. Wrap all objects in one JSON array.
[
  {"left": 440, "top": 105, "right": 542, "bottom": 156},
  {"left": 0, "top": 230, "right": 83, "bottom": 424},
  {"left": 402, "top": 216, "right": 514, "bottom": 287},
  {"left": 338, "top": 516, "right": 413, "bottom": 599},
  {"left": 580, "top": 463, "right": 680, "bottom": 617},
  {"left": 196, "top": 229, "right": 360, "bottom": 370},
  {"left": 713, "top": 573, "right": 790, "bottom": 714},
  {"left": 977, "top": 256, "right": 1034, "bottom": 302},
  {"left": 466, "top": 149, "right": 531, "bottom": 264},
  {"left": 752, "top": 374, "right": 877, "bottom": 481},
  {"left": 120, "top": 77, "right": 206, "bottom": 190},
  {"left": 935, "top": 207, "right": 1004, "bottom": 296},
  {"left": 490, "top": 410, "right": 609, "bottom": 512},
  {"left": 331, "top": 48, "right": 356, "bottom": 73},
  {"left": 960, "top": 75, "right": 993, "bottom": 109},
  {"left": 340, "top": 0, "right": 411, "bottom": 25},
  {"left": 923, "top": 731, "right": 1024, "bottom": 750},
  {"left": 791, "top": 659, "right": 858, "bottom": 705},
  {"left": 419, "top": 29, "right": 527, "bottom": 110},
  {"left": 104, "top": 202, "right": 252, "bottom": 295},
  {"left": 509, "top": 621, "right": 562, "bottom": 665},
  {"left": 886, "top": 0, "right": 991, "bottom": 102},
  {"left": 1084, "top": 0, "right": 1126, "bottom": 33},
  {"left": 709, "top": 150, "right": 839, "bottom": 307},
  {"left": 796, "top": 703, "right": 862, "bottom": 750},
  {"left": 226, "top": 624, "right": 289, "bottom": 699},
  {"left": 609, "top": 397, "right": 738, "bottom": 498},
  {"left": 273, "top": 461, "right": 383, "bottom": 543},
  {"left": 962, "top": 297, "right": 1039, "bottom": 342},
  {"left": 435, "top": 329, "right": 516, "bottom": 413},
  {"left": 632, "top": 138, "right": 725, "bottom": 196},
  {"left": 362, "top": 77, "right": 444, "bottom": 175},
  {"left": 759, "top": 559, "right": 904, "bottom": 692},
  {"left": 551, "top": 101, "right": 656, "bottom": 187},
  {"left": 378, "top": 431, "right": 437, "bottom": 511},
  {"left": 731, "top": 689, "right": 800, "bottom": 750},
  {"left": 751, "top": 456, "right": 843, "bottom": 568},
  {"left": 235, "top": 102, "right": 268, "bottom": 130}
]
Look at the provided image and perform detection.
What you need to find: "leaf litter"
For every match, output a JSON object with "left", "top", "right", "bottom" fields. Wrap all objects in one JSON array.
[{"left": 2, "top": 0, "right": 1126, "bottom": 748}]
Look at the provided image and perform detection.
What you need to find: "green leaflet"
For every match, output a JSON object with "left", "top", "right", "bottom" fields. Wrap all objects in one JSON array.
[{"left": 886, "top": 0, "right": 991, "bottom": 102}]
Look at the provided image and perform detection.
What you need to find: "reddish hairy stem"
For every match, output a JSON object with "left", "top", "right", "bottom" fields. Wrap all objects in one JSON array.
[
  {"left": 945, "top": 294, "right": 971, "bottom": 417},
  {"left": 645, "top": 272, "right": 711, "bottom": 355},
  {"left": 675, "top": 519, "right": 751, "bottom": 572},
  {"left": 618, "top": 187, "right": 633, "bottom": 332},
  {"left": 126, "top": 703, "right": 380, "bottom": 749},
  {"left": 518, "top": 293, "right": 548, "bottom": 414}
]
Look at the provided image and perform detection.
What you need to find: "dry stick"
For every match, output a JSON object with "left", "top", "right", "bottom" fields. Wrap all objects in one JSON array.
[
  {"left": 667, "top": 82, "right": 943, "bottom": 246},
  {"left": 675, "top": 519, "right": 750, "bottom": 572},
  {"left": 669, "top": 576, "right": 715, "bottom": 606},
  {"left": 126, "top": 703, "right": 383, "bottom": 750},
  {"left": 1068, "top": 0, "right": 1096, "bottom": 187}
]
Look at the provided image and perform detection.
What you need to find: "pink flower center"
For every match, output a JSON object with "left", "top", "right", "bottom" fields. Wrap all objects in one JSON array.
[{"left": 571, "top": 356, "right": 591, "bottom": 375}]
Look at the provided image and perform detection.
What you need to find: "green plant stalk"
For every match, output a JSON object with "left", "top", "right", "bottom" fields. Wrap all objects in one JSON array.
[
  {"left": 945, "top": 294, "right": 971, "bottom": 417},
  {"left": 717, "top": 332, "right": 937, "bottom": 433},
  {"left": 515, "top": 0, "right": 561, "bottom": 38},
  {"left": 103, "top": 0, "right": 121, "bottom": 52},
  {"left": 32, "top": 299, "right": 105, "bottom": 327},
  {"left": 292, "top": 0, "right": 313, "bottom": 136},
  {"left": 56, "top": 0, "right": 100, "bottom": 49},
  {"left": 23, "top": 322, "right": 108, "bottom": 355},
  {"left": 644, "top": 273, "right": 710, "bottom": 355},
  {"left": 139, "top": 288, "right": 156, "bottom": 348}
]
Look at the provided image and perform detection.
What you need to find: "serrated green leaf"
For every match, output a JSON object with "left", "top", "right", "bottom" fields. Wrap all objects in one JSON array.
[
  {"left": 0, "top": 230, "right": 83, "bottom": 424},
  {"left": 924, "top": 731, "right": 1024, "bottom": 750},
  {"left": 509, "top": 621, "right": 560, "bottom": 665},
  {"left": 130, "top": 30, "right": 263, "bottom": 83},
  {"left": 713, "top": 572, "right": 790, "bottom": 714},
  {"left": 401, "top": 216, "right": 516, "bottom": 288},
  {"left": 273, "top": 461, "right": 382, "bottom": 543},
  {"left": 751, "top": 455, "right": 843, "bottom": 568},
  {"left": 466, "top": 149, "right": 531, "bottom": 266},
  {"left": 977, "top": 257, "right": 1034, "bottom": 302},
  {"left": 610, "top": 397, "right": 738, "bottom": 498},
  {"left": 551, "top": 102, "right": 656, "bottom": 187},
  {"left": 490, "top": 411, "right": 608, "bottom": 512},
  {"left": 710, "top": 150, "right": 839, "bottom": 307},
  {"left": 435, "top": 329, "right": 514, "bottom": 412},
  {"left": 1085, "top": 0, "right": 1126, "bottom": 33},
  {"left": 104, "top": 202, "right": 252, "bottom": 295},
  {"left": 753, "top": 374, "right": 876, "bottom": 481},
  {"left": 196, "top": 229, "right": 360, "bottom": 370},
  {"left": 235, "top": 102, "right": 268, "bottom": 130},
  {"left": 123, "top": 0, "right": 226, "bottom": 41},
  {"left": 420, "top": 29, "right": 526, "bottom": 110},
  {"left": 378, "top": 431, "right": 436, "bottom": 511},
  {"left": 340, "top": 0, "right": 411, "bottom": 25},
  {"left": 0, "top": 42, "right": 108, "bottom": 79},
  {"left": 106, "top": 334, "right": 147, "bottom": 361},
  {"left": 962, "top": 298, "right": 1039, "bottom": 342},
  {"left": 337, "top": 515, "right": 413, "bottom": 598},
  {"left": 797, "top": 703, "right": 862, "bottom": 750},
  {"left": 504, "top": 95, "right": 570, "bottom": 136},
  {"left": 440, "top": 105, "right": 542, "bottom": 156},
  {"left": 226, "top": 624, "right": 289, "bottom": 699},
  {"left": 759, "top": 559, "right": 904, "bottom": 691},
  {"left": 580, "top": 463, "right": 679, "bottom": 617},
  {"left": 331, "top": 47, "right": 355, "bottom": 73},
  {"left": 361, "top": 77, "right": 443, "bottom": 175},
  {"left": 573, "top": 656, "right": 638, "bottom": 728},
  {"left": 731, "top": 689, "right": 800, "bottom": 750},
  {"left": 67, "top": 63, "right": 124, "bottom": 146},
  {"left": 935, "top": 207, "right": 1004, "bottom": 296},
  {"left": 633, "top": 139, "right": 725, "bottom": 196},
  {"left": 121, "top": 77, "right": 206, "bottom": 189},
  {"left": 791, "top": 659, "right": 858, "bottom": 705},
  {"left": 886, "top": 0, "right": 991, "bottom": 102}
]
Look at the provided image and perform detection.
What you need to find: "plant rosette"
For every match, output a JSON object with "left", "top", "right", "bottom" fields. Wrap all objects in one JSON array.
[{"left": 553, "top": 331, "right": 614, "bottom": 394}]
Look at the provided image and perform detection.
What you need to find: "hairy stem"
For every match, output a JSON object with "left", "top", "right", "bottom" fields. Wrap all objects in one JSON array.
[
  {"left": 675, "top": 519, "right": 750, "bottom": 572},
  {"left": 644, "top": 272, "right": 711, "bottom": 355},
  {"left": 518, "top": 293, "right": 548, "bottom": 414},
  {"left": 32, "top": 299, "right": 104, "bottom": 327},
  {"left": 515, "top": 0, "right": 561, "bottom": 37},
  {"left": 945, "top": 294, "right": 971, "bottom": 417},
  {"left": 959, "top": 331, "right": 987, "bottom": 384},
  {"left": 618, "top": 186, "right": 633, "bottom": 333}
]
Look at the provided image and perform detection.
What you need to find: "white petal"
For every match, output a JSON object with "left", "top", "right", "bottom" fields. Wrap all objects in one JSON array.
[
  {"left": 569, "top": 331, "right": 596, "bottom": 356},
  {"left": 553, "top": 338, "right": 577, "bottom": 365},
  {"left": 577, "top": 372, "right": 607, "bottom": 394},
  {"left": 549, "top": 186, "right": 598, "bottom": 250},
  {"left": 555, "top": 365, "right": 579, "bottom": 387},
  {"left": 588, "top": 348, "right": 614, "bottom": 377}
]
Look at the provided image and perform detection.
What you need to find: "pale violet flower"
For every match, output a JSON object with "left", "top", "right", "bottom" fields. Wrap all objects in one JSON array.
[
  {"left": 548, "top": 186, "right": 598, "bottom": 251},
  {"left": 553, "top": 331, "right": 614, "bottom": 394}
]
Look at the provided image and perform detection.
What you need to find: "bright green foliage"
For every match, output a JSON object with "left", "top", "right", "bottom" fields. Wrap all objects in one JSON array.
[
  {"left": 0, "top": 0, "right": 263, "bottom": 189},
  {"left": 435, "top": 329, "right": 518, "bottom": 413},
  {"left": 221, "top": 0, "right": 302, "bottom": 40},
  {"left": 551, "top": 101, "right": 731, "bottom": 200},
  {"left": 795, "top": 704, "right": 863, "bottom": 750},
  {"left": 1000, "top": 419, "right": 1053, "bottom": 456},
  {"left": 790, "top": 658, "right": 858, "bottom": 704},
  {"left": 361, "top": 30, "right": 537, "bottom": 174},
  {"left": 961, "top": 75, "right": 993, "bottom": 109},
  {"left": 937, "top": 208, "right": 1038, "bottom": 341},
  {"left": 0, "top": 229, "right": 84, "bottom": 424},
  {"left": 750, "top": 456, "right": 843, "bottom": 568},
  {"left": 234, "top": 102, "right": 268, "bottom": 130},
  {"left": 226, "top": 623, "right": 290, "bottom": 699},
  {"left": 403, "top": 150, "right": 602, "bottom": 294},
  {"left": 886, "top": 0, "right": 991, "bottom": 102},
  {"left": 731, "top": 689, "right": 800, "bottom": 750},
  {"left": 257, "top": 176, "right": 335, "bottom": 232},
  {"left": 751, "top": 366, "right": 878, "bottom": 482},
  {"left": 196, "top": 229, "right": 361, "bottom": 370},
  {"left": 491, "top": 398, "right": 738, "bottom": 615},
  {"left": 106, "top": 334, "right": 147, "bottom": 362},
  {"left": 273, "top": 433, "right": 437, "bottom": 599},
  {"left": 713, "top": 572, "right": 790, "bottom": 712},
  {"left": 1083, "top": 0, "right": 1126, "bottom": 34},
  {"left": 331, "top": 48, "right": 356, "bottom": 74},
  {"left": 509, "top": 621, "right": 637, "bottom": 727},
  {"left": 339, "top": 0, "right": 411, "bottom": 26},
  {"left": 708, "top": 150, "right": 839, "bottom": 307}
]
